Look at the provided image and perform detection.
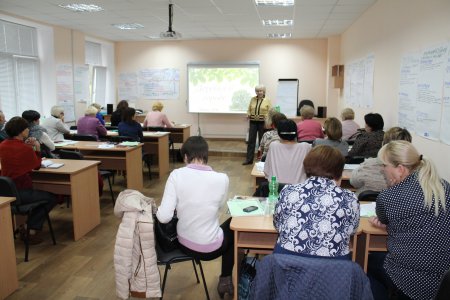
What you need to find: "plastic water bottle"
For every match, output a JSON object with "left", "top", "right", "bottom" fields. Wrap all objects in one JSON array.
[{"left": 265, "top": 176, "right": 278, "bottom": 215}]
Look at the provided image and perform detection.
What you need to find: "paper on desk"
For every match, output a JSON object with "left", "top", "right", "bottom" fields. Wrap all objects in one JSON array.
[
  {"left": 344, "top": 164, "right": 360, "bottom": 170},
  {"left": 119, "top": 141, "right": 139, "bottom": 146},
  {"left": 98, "top": 144, "right": 115, "bottom": 149},
  {"left": 227, "top": 199, "right": 264, "bottom": 217},
  {"left": 255, "top": 162, "right": 265, "bottom": 172},
  {"left": 54, "top": 140, "right": 78, "bottom": 147},
  {"left": 41, "top": 160, "right": 64, "bottom": 168},
  {"left": 360, "top": 202, "right": 376, "bottom": 217}
]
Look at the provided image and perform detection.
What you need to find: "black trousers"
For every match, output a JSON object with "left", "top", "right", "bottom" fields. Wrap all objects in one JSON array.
[
  {"left": 179, "top": 217, "right": 234, "bottom": 277},
  {"left": 245, "top": 120, "right": 265, "bottom": 163},
  {"left": 18, "top": 189, "right": 56, "bottom": 230}
]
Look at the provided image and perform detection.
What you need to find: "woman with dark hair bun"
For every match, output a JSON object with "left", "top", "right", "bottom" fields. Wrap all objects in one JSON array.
[
  {"left": 111, "top": 100, "right": 129, "bottom": 126},
  {"left": 347, "top": 113, "right": 384, "bottom": 158}
]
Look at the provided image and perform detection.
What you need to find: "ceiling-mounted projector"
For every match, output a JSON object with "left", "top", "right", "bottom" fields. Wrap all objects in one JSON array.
[{"left": 160, "top": 3, "right": 181, "bottom": 39}]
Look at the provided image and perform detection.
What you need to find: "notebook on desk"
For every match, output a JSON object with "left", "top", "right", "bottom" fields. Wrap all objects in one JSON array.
[{"left": 41, "top": 160, "right": 64, "bottom": 169}]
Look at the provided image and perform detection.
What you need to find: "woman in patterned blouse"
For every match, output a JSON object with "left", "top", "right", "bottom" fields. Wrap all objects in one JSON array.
[
  {"left": 273, "top": 145, "right": 359, "bottom": 258},
  {"left": 347, "top": 113, "right": 385, "bottom": 158},
  {"left": 257, "top": 110, "right": 287, "bottom": 162},
  {"left": 368, "top": 141, "right": 450, "bottom": 300}
]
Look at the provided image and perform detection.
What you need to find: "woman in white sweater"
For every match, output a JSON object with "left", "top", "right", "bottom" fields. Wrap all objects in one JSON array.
[{"left": 156, "top": 136, "right": 233, "bottom": 298}]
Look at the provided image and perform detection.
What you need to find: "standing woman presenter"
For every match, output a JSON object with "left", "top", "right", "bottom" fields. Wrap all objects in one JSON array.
[{"left": 243, "top": 84, "right": 272, "bottom": 165}]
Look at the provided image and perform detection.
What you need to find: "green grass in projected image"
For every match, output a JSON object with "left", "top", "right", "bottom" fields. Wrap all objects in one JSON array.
[{"left": 188, "top": 66, "right": 259, "bottom": 113}]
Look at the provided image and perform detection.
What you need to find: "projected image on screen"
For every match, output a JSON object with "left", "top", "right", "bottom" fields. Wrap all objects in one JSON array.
[{"left": 188, "top": 63, "right": 259, "bottom": 114}]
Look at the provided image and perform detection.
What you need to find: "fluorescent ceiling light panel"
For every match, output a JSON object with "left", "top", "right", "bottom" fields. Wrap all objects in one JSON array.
[
  {"left": 255, "top": 0, "right": 294, "bottom": 6},
  {"left": 262, "top": 19, "right": 293, "bottom": 26},
  {"left": 59, "top": 4, "right": 104, "bottom": 12},
  {"left": 268, "top": 33, "right": 292, "bottom": 38},
  {"left": 112, "top": 23, "right": 144, "bottom": 30}
]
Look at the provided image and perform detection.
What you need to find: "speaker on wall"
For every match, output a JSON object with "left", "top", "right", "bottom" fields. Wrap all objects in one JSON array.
[
  {"left": 107, "top": 104, "right": 113, "bottom": 114},
  {"left": 317, "top": 106, "right": 327, "bottom": 118}
]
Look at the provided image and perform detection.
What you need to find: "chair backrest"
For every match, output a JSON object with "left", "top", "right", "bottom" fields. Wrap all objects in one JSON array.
[
  {"left": 297, "top": 99, "right": 315, "bottom": 116},
  {"left": 70, "top": 134, "right": 97, "bottom": 141},
  {"left": 357, "top": 190, "right": 380, "bottom": 202},
  {"left": 436, "top": 268, "right": 450, "bottom": 300},
  {"left": 58, "top": 149, "right": 84, "bottom": 160},
  {"left": 0, "top": 176, "right": 21, "bottom": 205},
  {"left": 110, "top": 135, "right": 135, "bottom": 143},
  {"left": 105, "top": 126, "right": 118, "bottom": 131},
  {"left": 70, "top": 125, "right": 77, "bottom": 130},
  {"left": 145, "top": 126, "right": 166, "bottom": 132},
  {"left": 345, "top": 156, "right": 365, "bottom": 164}
]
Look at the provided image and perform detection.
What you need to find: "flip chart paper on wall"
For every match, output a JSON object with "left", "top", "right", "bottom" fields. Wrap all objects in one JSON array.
[{"left": 276, "top": 79, "right": 298, "bottom": 117}]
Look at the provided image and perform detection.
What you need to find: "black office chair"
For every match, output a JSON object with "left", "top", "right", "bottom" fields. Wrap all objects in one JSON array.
[
  {"left": 145, "top": 126, "right": 176, "bottom": 163},
  {"left": 436, "top": 268, "right": 450, "bottom": 300},
  {"left": 345, "top": 156, "right": 365, "bottom": 164},
  {"left": 69, "top": 125, "right": 77, "bottom": 130},
  {"left": 155, "top": 243, "right": 209, "bottom": 300},
  {"left": 58, "top": 150, "right": 115, "bottom": 205},
  {"left": 0, "top": 176, "right": 56, "bottom": 262},
  {"left": 357, "top": 190, "right": 380, "bottom": 202},
  {"left": 297, "top": 99, "right": 314, "bottom": 116},
  {"left": 70, "top": 134, "right": 98, "bottom": 141}
]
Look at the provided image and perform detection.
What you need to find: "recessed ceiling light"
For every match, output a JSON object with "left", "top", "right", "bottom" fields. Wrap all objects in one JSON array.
[
  {"left": 255, "top": 0, "right": 294, "bottom": 6},
  {"left": 268, "top": 33, "right": 292, "bottom": 38},
  {"left": 58, "top": 4, "right": 104, "bottom": 12},
  {"left": 262, "top": 19, "right": 293, "bottom": 26},
  {"left": 112, "top": 23, "right": 144, "bottom": 30}
]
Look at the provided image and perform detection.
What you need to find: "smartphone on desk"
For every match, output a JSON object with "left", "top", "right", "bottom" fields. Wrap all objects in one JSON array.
[{"left": 243, "top": 206, "right": 259, "bottom": 213}]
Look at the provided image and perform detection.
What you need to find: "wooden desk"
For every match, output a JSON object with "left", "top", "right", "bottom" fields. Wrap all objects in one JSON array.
[
  {"left": 251, "top": 164, "right": 353, "bottom": 190},
  {"left": 31, "top": 159, "right": 101, "bottom": 241},
  {"left": 162, "top": 125, "right": 191, "bottom": 143},
  {"left": 355, "top": 218, "right": 388, "bottom": 272},
  {"left": 0, "top": 197, "right": 18, "bottom": 299},
  {"left": 230, "top": 215, "right": 361, "bottom": 298},
  {"left": 141, "top": 132, "right": 170, "bottom": 177},
  {"left": 56, "top": 141, "right": 143, "bottom": 190}
]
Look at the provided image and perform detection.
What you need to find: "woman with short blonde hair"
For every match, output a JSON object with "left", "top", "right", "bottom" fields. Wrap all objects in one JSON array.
[
  {"left": 341, "top": 108, "right": 360, "bottom": 140},
  {"left": 143, "top": 101, "right": 173, "bottom": 128},
  {"left": 313, "top": 117, "right": 348, "bottom": 156},
  {"left": 367, "top": 140, "right": 450, "bottom": 300}
]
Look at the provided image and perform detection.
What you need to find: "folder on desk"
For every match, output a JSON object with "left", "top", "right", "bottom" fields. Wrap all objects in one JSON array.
[{"left": 227, "top": 199, "right": 264, "bottom": 216}]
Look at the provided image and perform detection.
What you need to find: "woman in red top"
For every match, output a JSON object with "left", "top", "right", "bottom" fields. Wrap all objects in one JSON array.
[{"left": 0, "top": 117, "right": 56, "bottom": 244}]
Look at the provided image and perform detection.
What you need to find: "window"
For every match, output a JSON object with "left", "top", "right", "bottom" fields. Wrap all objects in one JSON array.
[
  {"left": 85, "top": 41, "right": 106, "bottom": 107},
  {"left": 0, "top": 20, "right": 41, "bottom": 118}
]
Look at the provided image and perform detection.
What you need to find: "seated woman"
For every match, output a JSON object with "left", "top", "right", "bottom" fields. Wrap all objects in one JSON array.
[
  {"left": 90, "top": 103, "right": 105, "bottom": 125},
  {"left": 368, "top": 141, "right": 450, "bottom": 300},
  {"left": 264, "top": 119, "right": 311, "bottom": 184},
  {"left": 41, "top": 105, "right": 70, "bottom": 142},
  {"left": 350, "top": 127, "right": 411, "bottom": 195},
  {"left": 77, "top": 106, "right": 107, "bottom": 140},
  {"left": 296, "top": 105, "right": 324, "bottom": 142},
  {"left": 111, "top": 100, "right": 129, "bottom": 127},
  {"left": 143, "top": 101, "right": 173, "bottom": 128},
  {"left": 0, "top": 117, "right": 56, "bottom": 244},
  {"left": 347, "top": 113, "right": 384, "bottom": 158},
  {"left": 341, "top": 108, "right": 360, "bottom": 140},
  {"left": 22, "top": 110, "right": 55, "bottom": 158},
  {"left": 118, "top": 107, "right": 143, "bottom": 142},
  {"left": 156, "top": 137, "right": 233, "bottom": 298},
  {"left": 274, "top": 145, "right": 359, "bottom": 258},
  {"left": 257, "top": 111, "right": 287, "bottom": 162},
  {"left": 313, "top": 117, "right": 349, "bottom": 156}
]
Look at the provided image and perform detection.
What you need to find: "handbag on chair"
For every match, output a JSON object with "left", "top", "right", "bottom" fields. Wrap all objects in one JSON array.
[{"left": 153, "top": 214, "right": 179, "bottom": 252}]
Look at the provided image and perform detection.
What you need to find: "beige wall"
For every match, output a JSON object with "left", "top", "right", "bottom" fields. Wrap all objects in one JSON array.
[
  {"left": 340, "top": 0, "right": 450, "bottom": 180},
  {"left": 116, "top": 39, "right": 328, "bottom": 138}
]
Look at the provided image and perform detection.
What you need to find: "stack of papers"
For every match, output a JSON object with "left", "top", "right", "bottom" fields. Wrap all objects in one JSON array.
[
  {"left": 41, "top": 160, "right": 64, "bottom": 169},
  {"left": 119, "top": 141, "right": 139, "bottom": 146},
  {"left": 54, "top": 140, "right": 78, "bottom": 147},
  {"left": 98, "top": 144, "right": 115, "bottom": 149},
  {"left": 227, "top": 198, "right": 264, "bottom": 217}
]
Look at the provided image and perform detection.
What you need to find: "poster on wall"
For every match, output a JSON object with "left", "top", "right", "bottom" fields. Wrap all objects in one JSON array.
[
  {"left": 440, "top": 44, "right": 450, "bottom": 145},
  {"left": 74, "top": 65, "right": 90, "bottom": 102},
  {"left": 398, "top": 52, "right": 421, "bottom": 132},
  {"left": 118, "top": 72, "right": 138, "bottom": 101},
  {"left": 414, "top": 44, "right": 448, "bottom": 140},
  {"left": 56, "top": 64, "right": 76, "bottom": 122},
  {"left": 138, "top": 68, "right": 180, "bottom": 100},
  {"left": 344, "top": 54, "right": 375, "bottom": 108}
]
